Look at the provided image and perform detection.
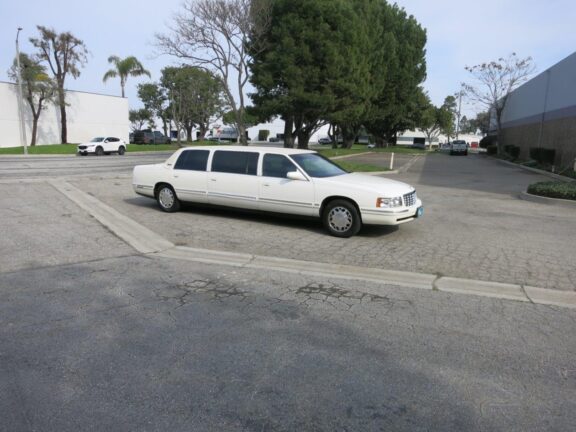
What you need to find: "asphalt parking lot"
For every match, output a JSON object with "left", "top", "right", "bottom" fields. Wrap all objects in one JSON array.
[
  {"left": 1, "top": 150, "right": 576, "bottom": 431},
  {"left": 72, "top": 152, "right": 576, "bottom": 291}
]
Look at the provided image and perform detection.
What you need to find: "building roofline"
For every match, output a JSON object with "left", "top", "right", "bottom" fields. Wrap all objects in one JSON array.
[{"left": 0, "top": 80, "right": 125, "bottom": 99}]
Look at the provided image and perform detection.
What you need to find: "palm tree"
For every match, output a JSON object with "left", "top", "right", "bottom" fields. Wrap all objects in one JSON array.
[{"left": 102, "top": 55, "right": 151, "bottom": 98}]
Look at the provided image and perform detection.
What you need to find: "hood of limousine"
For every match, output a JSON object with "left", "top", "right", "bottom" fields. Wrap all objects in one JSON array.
[{"left": 316, "top": 172, "right": 415, "bottom": 196}]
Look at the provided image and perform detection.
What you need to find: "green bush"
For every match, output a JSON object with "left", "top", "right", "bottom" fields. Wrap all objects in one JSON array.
[
  {"left": 258, "top": 129, "right": 270, "bottom": 141},
  {"left": 480, "top": 135, "right": 497, "bottom": 149},
  {"left": 529, "top": 148, "right": 556, "bottom": 165},
  {"left": 486, "top": 145, "right": 498, "bottom": 155},
  {"left": 504, "top": 144, "right": 520, "bottom": 160},
  {"left": 527, "top": 181, "right": 576, "bottom": 200}
]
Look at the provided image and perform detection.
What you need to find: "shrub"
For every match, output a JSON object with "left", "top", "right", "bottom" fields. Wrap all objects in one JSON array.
[
  {"left": 486, "top": 145, "right": 498, "bottom": 155},
  {"left": 527, "top": 181, "right": 576, "bottom": 201},
  {"left": 504, "top": 145, "right": 520, "bottom": 160},
  {"left": 258, "top": 130, "right": 270, "bottom": 141},
  {"left": 529, "top": 148, "right": 556, "bottom": 166},
  {"left": 479, "top": 135, "right": 497, "bottom": 149}
]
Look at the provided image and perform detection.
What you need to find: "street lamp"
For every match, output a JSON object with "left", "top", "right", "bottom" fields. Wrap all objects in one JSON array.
[{"left": 15, "top": 27, "right": 28, "bottom": 155}]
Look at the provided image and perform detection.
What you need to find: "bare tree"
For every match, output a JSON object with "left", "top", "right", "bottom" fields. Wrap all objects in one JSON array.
[
  {"left": 30, "top": 26, "right": 88, "bottom": 144},
  {"left": 463, "top": 53, "right": 535, "bottom": 154},
  {"left": 156, "top": 0, "right": 271, "bottom": 145}
]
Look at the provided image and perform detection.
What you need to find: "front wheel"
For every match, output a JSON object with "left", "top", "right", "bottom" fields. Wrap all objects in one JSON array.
[
  {"left": 95, "top": 146, "right": 104, "bottom": 156},
  {"left": 323, "top": 199, "right": 361, "bottom": 238},
  {"left": 156, "top": 185, "right": 180, "bottom": 212}
]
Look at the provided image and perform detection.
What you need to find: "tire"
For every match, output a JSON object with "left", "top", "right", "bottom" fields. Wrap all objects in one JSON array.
[
  {"left": 95, "top": 146, "right": 104, "bottom": 156},
  {"left": 118, "top": 146, "right": 125, "bottom": 155},
  {"left": 156, "top": 184, "right": 180, "bottom": 212},
  {"left": 322, "top": 199, "right": 361, "bottom": 238}
]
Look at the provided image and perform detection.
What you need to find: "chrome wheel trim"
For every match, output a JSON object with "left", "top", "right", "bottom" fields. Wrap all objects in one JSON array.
[
  {"left": 158, "top": 187, "right": 175, "bottom": 209},
  {"left": 328, "top": 206, "right": 353, "bottom": 232}
]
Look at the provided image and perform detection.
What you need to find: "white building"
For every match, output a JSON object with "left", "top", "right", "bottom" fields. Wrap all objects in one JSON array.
[{"left": 0, "top": 81, "right": 129, "bottom": 148}]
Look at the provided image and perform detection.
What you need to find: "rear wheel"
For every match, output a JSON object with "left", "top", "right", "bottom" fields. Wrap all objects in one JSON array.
[
  {"left": 156, "top": 185, "right": 180, "bottom": 212},
  {"left": 322, "top": 199, "right": 361, "bottom": 238},
  {"left": 118, "top": 146, "right": 125, "bottom": 155}
]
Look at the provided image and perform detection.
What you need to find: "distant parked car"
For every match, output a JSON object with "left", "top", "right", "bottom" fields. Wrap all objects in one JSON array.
[
  {"left": 450, "top": 140, "right": 468, "bottom": 156},
  {"left": 77, "top": 137, "right": 126, "bottom": 156},
  {"left": 133, "top": 130, "right": 170, "bottom": 144},
  {"left": 318, "top": 136, "right": 332, "bottom": 145}
]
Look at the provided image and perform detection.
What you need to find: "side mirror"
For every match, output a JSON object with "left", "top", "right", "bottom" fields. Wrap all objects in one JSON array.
[{"left": 287, "top": 171, "right": 307, "bottom": 181}]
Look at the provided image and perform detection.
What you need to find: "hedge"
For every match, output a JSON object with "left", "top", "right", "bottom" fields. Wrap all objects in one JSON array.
[
  {"left": 258, "top": 129, "right": 270, "bottom": 141},
  {"left": 527, "top": 181, "right": 576, "bottom": 201},
  {"left": 529, "top": 148, "right": 556, "bottom": 165},
  {"left": 504, "top": 144, "right": 520, "bottom": 160},
  {"left": 486, "top": 145, "right": 497, "bottom": 155}
]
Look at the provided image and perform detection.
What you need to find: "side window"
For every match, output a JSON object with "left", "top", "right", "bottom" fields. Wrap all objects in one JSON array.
[
  {"left": 174, "top": 150, "right": 209, "bottom": 171},
  {"left": 211, "top": 151, "right": 259, "bottom": 175},
  {"left": 262, "top": 154, "right": 297, "bottom": 178},
  {"left": 109, "top": 137, "right": 119, "bottom": 142}
]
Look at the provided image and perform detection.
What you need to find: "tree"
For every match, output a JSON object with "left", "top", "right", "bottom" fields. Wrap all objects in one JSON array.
[
  {"left": 157, "top": 0, "right": 271, "bottom": 145},
  {"left": 468, "top": 111, "right": 490, "bottom": 135},
  {"left": 103, "top": 55, "right": 151, "bottom": 98},
  {"left": 9, "top": 53, "right": 56, "bottom": 146},
  {"left": 249, "top": 0, "right": 373, "bottom": 149},
  {"left": 463, "top": 53, "right": 535, "bottom": 154},
  {"left": 160, "top": 66, "right": 226, "bottom": 142},
  {"left": 364, "top": 3, "right": 427, "bottom": 147},
  {"left": 129, "top": 109, "right": 153, "bottom": 131},
  {"left": 138, "top": 83, "right": 170, "bottom": 136},
  {"left": 30, "top": 26, "right": 88, "bottom": 144},
  {"left": 418, "top": 98, "right": 453, "bottom": 148},
  {"left": 439, "top": 95, "right": 457, "bottom": 141}
]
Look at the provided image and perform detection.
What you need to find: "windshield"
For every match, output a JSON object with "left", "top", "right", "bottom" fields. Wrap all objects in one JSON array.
[
  {"left": 291, "top": 153, "right": 348, "bottom": 178},
  {"left": 90, "top": 137, "right": 105, "bottom": 142}
]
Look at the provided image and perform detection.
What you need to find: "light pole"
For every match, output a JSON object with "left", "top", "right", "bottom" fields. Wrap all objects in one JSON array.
[
  {"left": 456, "top": 87, "right": 463, "bottom": 140},
  {"left": 15, "top": 27, "right": 28, "bottom": 155}
]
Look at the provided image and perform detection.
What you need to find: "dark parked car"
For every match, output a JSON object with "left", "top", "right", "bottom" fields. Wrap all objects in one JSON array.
[{"left": 133, "top": 130, "right": 171, "bottom": 144}]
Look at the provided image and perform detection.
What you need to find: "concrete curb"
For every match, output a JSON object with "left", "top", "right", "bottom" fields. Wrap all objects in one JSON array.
[
  {"left": 495, "top": 158, "right": 576, "bottom": 183},
  {"left": 520, "top": 191, "right": 576, "bottom": 208},
  {"left": 52, "top": 179, "right": 576, "bottom": 310}
]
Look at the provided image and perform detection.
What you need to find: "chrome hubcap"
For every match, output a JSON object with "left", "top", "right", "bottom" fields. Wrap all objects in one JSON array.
[
  {"left": 328, "top": 207, "right": 352, "bottom": 232},
  {"left": 159, "top": 188, "right": 174, "bottom": 208}
]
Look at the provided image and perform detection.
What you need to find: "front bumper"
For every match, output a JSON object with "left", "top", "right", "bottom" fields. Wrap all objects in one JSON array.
[{"left": 360, "top": 199, "right": 423, "bottom": 225}]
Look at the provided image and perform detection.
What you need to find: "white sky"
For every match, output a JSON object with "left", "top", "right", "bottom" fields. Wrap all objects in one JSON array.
[{"left": 2, "top": 0, "right": 575, "bottom": 118}]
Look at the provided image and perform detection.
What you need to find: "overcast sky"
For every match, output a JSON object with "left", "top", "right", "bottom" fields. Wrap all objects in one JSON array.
[{"left": 2, "top": 0, "right": 575, "bottom": 118}]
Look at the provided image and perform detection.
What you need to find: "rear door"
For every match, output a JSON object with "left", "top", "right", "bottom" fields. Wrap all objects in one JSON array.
[
  {"left": 170, "top": 149, "right": 210, "bottom": 203},
  {"left": 208, "top": 150, "right": 260, "bottom": 210}
]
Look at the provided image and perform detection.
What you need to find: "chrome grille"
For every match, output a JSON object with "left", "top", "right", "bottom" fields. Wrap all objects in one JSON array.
[{"left": 403, "top": 191, "right": 416, "bottom": 207}]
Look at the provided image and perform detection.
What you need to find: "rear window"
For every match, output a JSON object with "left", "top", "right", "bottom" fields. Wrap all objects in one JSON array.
[
  {"left": 211, "top": 151, "right": 259, "bottom": 175},
  {"left": 174, "top": 150, "right": 209, "bottom": 171}
]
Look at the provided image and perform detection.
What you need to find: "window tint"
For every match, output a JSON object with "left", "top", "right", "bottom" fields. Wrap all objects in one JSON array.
[
  {"left": 174, "top": 150, "right": 209, "bottom": 171},
  {"left": 262, "top": 154, "right": 297, "bottom": 178},
  {"left": 291, "top": 153, "right": 347, "bottom": 178},
  {"left": 211, "top": 151, "right": 259, "bottom": 175},
  {"left": 108, "top": 137, "right": 119, "bottom": 142}
]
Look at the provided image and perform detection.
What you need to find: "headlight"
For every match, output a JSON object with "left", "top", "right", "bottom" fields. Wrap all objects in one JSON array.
[{"left": 376, "top": 196, "right": 403, "bottom": 208}]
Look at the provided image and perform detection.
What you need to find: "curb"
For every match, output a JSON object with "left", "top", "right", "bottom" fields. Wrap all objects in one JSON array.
[
  {"left": 495, "top": 158, "right": 576, "bottom": 183},
  {"left": 520, "top": 191, "right": 576, "bottom": 208}
]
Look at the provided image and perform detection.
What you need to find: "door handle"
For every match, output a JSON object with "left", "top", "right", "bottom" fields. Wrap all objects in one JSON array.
[
  {"left": 210, "top": 178, "right": 217, "bottom": 182},
  {"left": 263, "top": 183, "right": 270, "bottom": 187}
]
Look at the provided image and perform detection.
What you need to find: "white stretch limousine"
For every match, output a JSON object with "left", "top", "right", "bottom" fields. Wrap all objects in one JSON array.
[{"left": 132, "top": 146, "right": 423, "bottom": 237}]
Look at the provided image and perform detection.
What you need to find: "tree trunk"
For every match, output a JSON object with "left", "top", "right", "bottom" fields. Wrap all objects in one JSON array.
[
  {"left": 185, "top": 124, "right": 193, "bottom": 141},
  {"left": 283, "top": 116, "right": 294, "bottom": 148},
  {"left": 341, "top": 125, "right": 356, "bottom": 149},
  {"left": 297, "top": 129, "right": 311, "bottom": 149},
  {"left": 31, "top": 115, "right": 39, "bottom": 146},
  {"left": 238, "top": 122, "right": 248, "bottom": 146},
  {"left": 57, "top": 86, "right": 67, "bottom": 144}
]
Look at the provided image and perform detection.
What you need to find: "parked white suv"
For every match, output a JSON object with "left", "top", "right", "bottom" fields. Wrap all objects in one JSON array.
[
  {"left": 132, "top": 146, "right": 423, "bottom": 237},
  {"left": 78, "top": 137, "right": 126, "bottom": 156},
  {"left": 449, "top": 140, "right": 468, "bottom": 156}
]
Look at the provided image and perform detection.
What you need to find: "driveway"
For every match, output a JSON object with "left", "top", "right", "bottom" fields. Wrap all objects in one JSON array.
[{"left": 72, "top": 152, "right": 576, "bottom": 291}]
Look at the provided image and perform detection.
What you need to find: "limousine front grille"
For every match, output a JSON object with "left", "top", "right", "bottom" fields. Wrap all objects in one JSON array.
[{"left": 403, "top": 191, "right": 416, "bottom": 207}]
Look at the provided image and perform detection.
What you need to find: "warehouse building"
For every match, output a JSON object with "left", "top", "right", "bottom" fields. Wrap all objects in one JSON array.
[
  {"left": 498, "top": 51, "right": 576, "bottom": 170},
  {"left": 0, "top": 81, "right": 129, "bottom": 148}
]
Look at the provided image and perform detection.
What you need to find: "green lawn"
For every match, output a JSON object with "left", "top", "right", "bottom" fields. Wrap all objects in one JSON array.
[
  {"left": 317, "top": 145, "right": 427, "bottom": 158},
  {"left": 337, "top": 161, "right": 389, "bottom": 172}
]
